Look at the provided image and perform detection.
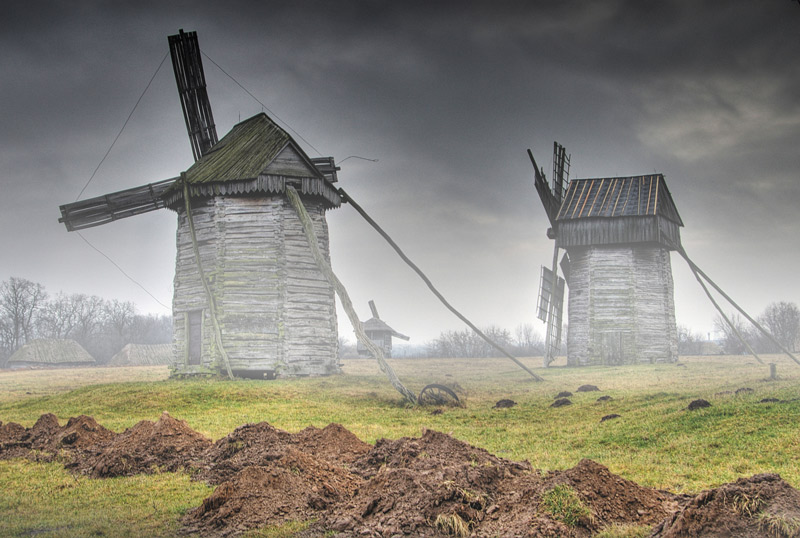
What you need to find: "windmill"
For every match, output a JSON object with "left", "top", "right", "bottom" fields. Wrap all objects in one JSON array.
[
  {"left": 59, "top": 30, "right": 342, "bottom": 379},
  {"left": 356, "top": 300, "right": 410, "bottom": 358},
  {"left": 530, "top": 143, "right": 683, "bottom": 367}
]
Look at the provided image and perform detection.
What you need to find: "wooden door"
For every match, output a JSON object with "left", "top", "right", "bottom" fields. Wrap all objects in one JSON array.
[{"left": 187, "top": 310, "right": 202, "bottom": 365}]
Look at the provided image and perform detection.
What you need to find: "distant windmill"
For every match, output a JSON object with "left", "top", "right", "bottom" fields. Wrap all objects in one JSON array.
[
  {"left": 530, "top": 143, "right": 682, "bottom": 367},
  {"left": 59, "top": 30, "right": 342, "bottom": 379},
  {"left": 357, "top": 300, "right": 410, "bottom": 358}
]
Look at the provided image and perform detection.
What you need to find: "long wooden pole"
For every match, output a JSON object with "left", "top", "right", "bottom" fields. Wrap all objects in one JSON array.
[
  {"left": 338, "top": 187, "right": 544, "bottom": 382},
  {"left": 285, "top": 186, "right": 417, "bottom": 404},
  {"left": 685, "top": 255, "right": 763, "bottom": 364},
  {"left": 182, "top": 177, "right": 234, "bottom": 379},
  {"left": 674, "top": 244, "right": 799, "bottom": 366}
]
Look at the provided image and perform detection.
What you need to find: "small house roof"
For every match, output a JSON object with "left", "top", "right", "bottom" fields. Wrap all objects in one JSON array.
[
  {"left": 556, "top": 174, "right": 683, "bottom": 226},
  {"left": 108, "top": 343, "right": 174, "bottom": 367},
  {"left": 363, "top": 317, "right": 410, "bottom": 341},
  {"left": 6, "top": 339, "right": 95, "bottom": 367}
]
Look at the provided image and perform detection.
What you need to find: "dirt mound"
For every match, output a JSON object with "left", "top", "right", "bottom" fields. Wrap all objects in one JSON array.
[
  {"left": 653, "top": 473, "right": 800, "bottom": 537},
  {"left": 552, "top": 397, "right": 572, "bottom": 407},
  {"left": 688, "top": 399, "right": 711, "bottom": 411},
  {"left": 291, "top": 423, "right": 371, "bottom": 467},
  {"left": 493, "top": 398, "right": 516, "bottom": 408},
  {"left": 192, "top": 422, "right": 293, "bottom": 484},
  {"left": 0, "top": 414, "right": 115, "bottom": 462},
  {"left": 7, "top": 412, "right": 800, "bottom": 538},
  {"left": 577, "top": 384, "right": 600, "bottom": 392},
  {"left": 182, "top": 448, "right": 361, "bottom": 536},
  {"left": 77, "top": 411, "right": 211, "bottom": 478},
  {"left": 0, "top": 420, "right": 28, "bottom": 459},
  {"left": 194, "top": 422, "right": 370, "bottom": 485}
]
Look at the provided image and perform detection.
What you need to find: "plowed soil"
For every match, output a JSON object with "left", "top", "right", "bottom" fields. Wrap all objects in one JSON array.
[{"left": 2, "top": 413, "right": 799, "bottom": 537}]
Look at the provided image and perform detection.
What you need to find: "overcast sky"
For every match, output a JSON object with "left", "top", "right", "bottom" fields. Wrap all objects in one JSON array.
[{"left": 2, "top": 0, "right": 798, "bottom": 346}]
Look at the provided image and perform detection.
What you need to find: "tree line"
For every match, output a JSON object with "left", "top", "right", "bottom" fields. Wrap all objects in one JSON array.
[
  {"left": 0, "top": 277, "right": 171, "bottom": 366},
  {"left": 679, "top": 301, "right": 799, "bottom": 355}
]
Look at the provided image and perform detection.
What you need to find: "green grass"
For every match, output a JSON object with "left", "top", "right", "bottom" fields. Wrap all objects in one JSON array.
[
  {"left": 1, "top": 354, "right": 799, "bottom": 536},
  {"left": 540, "top": 484, "right": 593, "bottom": 526}
]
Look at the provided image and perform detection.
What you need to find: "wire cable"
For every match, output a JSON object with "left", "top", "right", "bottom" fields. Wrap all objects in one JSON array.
[
  {"left": 75, "top": 51, "right": 169, "bottom": 201},
  {"left": 76, "top": 232, "right": 170, "bottom": 310},
  {"left": 201, "top": 51, "right": 323, "bottom": 156}
]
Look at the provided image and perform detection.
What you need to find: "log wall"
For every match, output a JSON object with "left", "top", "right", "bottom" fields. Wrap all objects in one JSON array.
[
  {"left": 566, "top": 244, "right": 678, "bottom": 366},
  {"left": 172, "top": 194, "right": 339, "bottom": 376}
]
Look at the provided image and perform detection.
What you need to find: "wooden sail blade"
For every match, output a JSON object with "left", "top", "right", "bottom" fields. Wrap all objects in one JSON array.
[
  {"left": 169, "top": 29, "right": 218, "bottom": 162},
  {"left": 528, "top": 149, "right": 559, "bottom": 226},
  {"left": 58, "top": 178, "right": 177, "bottom": 231}
]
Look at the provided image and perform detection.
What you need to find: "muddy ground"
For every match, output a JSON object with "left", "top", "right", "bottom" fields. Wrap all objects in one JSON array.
[{"left": 2, "top": 413, "right": 799, "bottom": 537}]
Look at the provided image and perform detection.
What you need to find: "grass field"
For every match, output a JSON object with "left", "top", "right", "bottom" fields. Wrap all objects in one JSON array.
[{"left": 1, "top": 353, "right": 799, "bottom": 536}]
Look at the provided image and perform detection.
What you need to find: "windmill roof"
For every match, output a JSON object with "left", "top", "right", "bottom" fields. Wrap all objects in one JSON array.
[
  {"left": 556, "top": 174, "right": 683, "bottom": 226},
  {"left": 363, "top": 318, "right": 410, "bottom": 340},
  {"left": 183, "top": 113, "right": 321, "bottom": 184}
]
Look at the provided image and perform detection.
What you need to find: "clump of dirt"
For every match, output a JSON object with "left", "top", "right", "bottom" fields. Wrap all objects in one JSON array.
[
  {"left": 652, "top": 473, "right": 800, "bottom": 537},
  {"left": 760, "top": 398, "right": 781, "bottom": 403},
  {"left": 292, "top": 423, "right": 371, "bottom": 467},
  {"left": 0, "top": 414, "right": 115, "bottom": 462},
  {"left": 556, "top": 391, "right": 573, "bottom": 398},
  {"left": 76, "top": 411, "right": 211, "bottom": 478},
  {"left": 0, "top": 420, "right": 28, "bottom": 459},
  {"left": 688, "top": 399, "right": 712, "bottom": 411},
  {"left": 735, "top": 387, "right": 754, "bottom": 395},
  {"left": 600, "top": 414, "right": 621, "bottom": 422},
  {"left": 493, "top": 399, "right": 516, "bottom": 408},
  {"left": 193, "top": 422, "right": 370, "bottom": 485},
  {"left": 577, "top": 384, "right": 600, "bottom": 392},
  {"left": 551, "top": 398, "right": 572, "bottom": 408},
  {"left": 596, "top": 395, "right": 613, "bottom": 402},
  {"left": 182, "top": 448, "right": 361, "bottom": 537}
]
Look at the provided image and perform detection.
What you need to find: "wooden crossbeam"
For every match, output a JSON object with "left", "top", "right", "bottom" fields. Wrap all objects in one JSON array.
[{"left": 58, "top": 178, "right": 176, "bottom": 231}]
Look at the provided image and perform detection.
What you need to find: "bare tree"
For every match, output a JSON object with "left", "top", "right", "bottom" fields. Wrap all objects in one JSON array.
[
  {"left": 514, "top": 323, "right": 544, "bottom": 356},
  {"left": 759, "top": 302, "right": 800, "bottom": 353},
  {"left": 713, "top": 313, "right": 753, "bottom": 355},
  {"left": 677, "top": 324, "right": 704, "bottom": 356},
  {"left": 0, "top": 277, "right": 47, "bottom": 351},
  {"left": 37, "top": 292, "right": 81, "bottom": 339}
]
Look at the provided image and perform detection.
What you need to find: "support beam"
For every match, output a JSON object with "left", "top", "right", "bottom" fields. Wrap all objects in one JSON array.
[{"left": 674, "top": 244, "right": 800, "bottom": 366}]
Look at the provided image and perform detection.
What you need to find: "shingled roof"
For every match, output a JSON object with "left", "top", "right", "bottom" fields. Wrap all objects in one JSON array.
[
  {"left": 556, "top": 174, "right": 683, "bottom": 226},
  {"left": 164, "top": 112, "right": 341, "bottom": 207}
]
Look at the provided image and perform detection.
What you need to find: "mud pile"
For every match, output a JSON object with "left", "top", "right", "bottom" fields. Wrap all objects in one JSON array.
[
  {"left": 2, "top": 412, "right": 800, "bottom": 537},
  {"left": 653, "top": 473, "right": 800, "bottom": 537}
]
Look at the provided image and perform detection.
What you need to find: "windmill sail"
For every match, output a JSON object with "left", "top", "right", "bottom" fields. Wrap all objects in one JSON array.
[
  {"left": 58, "top": 177, "right": 177, "bottom": 231},
  {"left": 169, "top": 29, "right": 218, "bottom": 162}
]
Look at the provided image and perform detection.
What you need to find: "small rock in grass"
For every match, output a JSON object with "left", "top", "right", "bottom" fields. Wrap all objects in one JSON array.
[
  {"left": 577, "top": 384, "right": 600, "bottom": 392},
  {"left": 600, "top": 414, "right": 621, "bottom": 422},
  {"left": 555, "top": 391, "right": 573, "bottom": 399},
  {"left": 596, "top": 395, "right": 613, "bottom": 402},
  {"left": 687, "top": 399, "right": 711, "bottom": 411},
  {"left": 493, "top": 399, "right": 516, "bottom": 409},
  {"left": 551, "top": 398, "right": 572, "bottom": 408}
]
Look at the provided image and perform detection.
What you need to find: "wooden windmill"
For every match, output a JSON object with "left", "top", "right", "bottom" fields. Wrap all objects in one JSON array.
[
  {"left": 356, "top": 300, "right": 409, "bottom": 358},
  {"left": 531, "top": 143, "right": 683, "bottom": 367},
  {"left": 59, "top": 30, "right": 342, "bottom": 379}
]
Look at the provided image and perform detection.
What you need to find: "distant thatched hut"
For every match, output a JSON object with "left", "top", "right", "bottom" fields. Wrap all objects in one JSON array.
[
  {"left": 108, "top": 344, "right": 174, "bottom": 367},
  {"left": 5, "top": 339, "right": 95, "bottom": 369}
]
